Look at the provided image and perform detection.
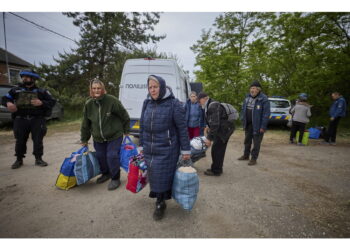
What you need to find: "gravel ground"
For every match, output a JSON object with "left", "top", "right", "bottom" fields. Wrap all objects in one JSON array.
[{"left": 0, "top": 127, "right": 349, "bottom": 238}]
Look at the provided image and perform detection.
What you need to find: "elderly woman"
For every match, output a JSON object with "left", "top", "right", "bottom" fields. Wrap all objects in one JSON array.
[
  {"left": 81, "top": 79, "right": 130, "bottom": 190},
  {"left": 185, "top": 91, "right": 205, "bottom": 139},
  {"left": 139, "top": 75, "right": 191, "bottom": 221}
]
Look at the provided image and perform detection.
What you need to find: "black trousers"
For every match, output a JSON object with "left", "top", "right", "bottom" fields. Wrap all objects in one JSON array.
[
  {"left": 13, "top": 116, "right": 47, "bottom": 159},
  {"left": 211, "top": 137, "right": 229, "bottom": 174},
  {"left": 290, "top": 121, "right": 306, "bottom": 143},
  {"left": 325, "top": 117, "right": 341, "bottom": 143},
  {"left": 244, "top": 123, "right": 264, "bottom": 160}
]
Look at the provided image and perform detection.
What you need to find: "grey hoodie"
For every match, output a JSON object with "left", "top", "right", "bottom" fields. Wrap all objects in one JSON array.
[{"left": 290, "top": 102, "right": 312, "bottom": 124}]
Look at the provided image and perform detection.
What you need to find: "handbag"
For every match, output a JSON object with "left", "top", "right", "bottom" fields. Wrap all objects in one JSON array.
[
  {"left": 74, "top": 151, "right": 101, "bottom": 185},
  {"left": 126, "top": 153, "right": 148, "bottom": 193},
  {"left": 120, "top": 136, "right": 138, "bottom": 172}
]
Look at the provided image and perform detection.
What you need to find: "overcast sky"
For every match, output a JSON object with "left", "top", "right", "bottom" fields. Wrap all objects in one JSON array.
[{"left": 0, "top": 12, "right": 220, "bottom": 80}]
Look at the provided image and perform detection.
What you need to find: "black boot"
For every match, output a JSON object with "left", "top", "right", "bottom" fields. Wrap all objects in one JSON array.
[
  {"left": 96, "top": 173, "right": 111, "bottom": 184},
  {"left": 153, "top": 200, "right": 166, "bottom": 221},
  {"left": 35, "top": 157, "right": 48, "bottom": 167},
  {"left": 11, "top": 158, "right": 23, "bottom": 169}
]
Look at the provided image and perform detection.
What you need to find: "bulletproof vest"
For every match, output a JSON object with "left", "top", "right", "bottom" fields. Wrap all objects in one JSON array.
[{"left": 15, "top": 90, "right": 39, "bottom": 109}]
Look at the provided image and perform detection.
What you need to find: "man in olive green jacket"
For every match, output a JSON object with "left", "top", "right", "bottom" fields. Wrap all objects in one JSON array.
[{"left": 81, "top": 79, "right": 130, "bottom": 190}]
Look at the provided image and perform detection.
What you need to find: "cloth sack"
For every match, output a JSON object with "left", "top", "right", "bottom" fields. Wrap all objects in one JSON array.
[
  {"left": 126, "top": 153, "right": 148, "bottom": 193},
  {"left": 55, "top": 146, "right": 88, "bottom": 190},
  {"left": 120, "top": 136, "right": 138, "bottom": 172},
  {"left": 74, "top": 151, "right": 101, "bottom": 185},
  {"left": 172, "top": 158, "right": 199, "bottom": 211}
]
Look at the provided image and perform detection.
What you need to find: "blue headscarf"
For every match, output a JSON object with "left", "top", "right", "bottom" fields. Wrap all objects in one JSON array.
[{"left": 147, "top": 75, "right": 167, "bottom": 101}]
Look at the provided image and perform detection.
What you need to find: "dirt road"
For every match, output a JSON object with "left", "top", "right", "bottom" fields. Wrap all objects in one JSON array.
[{"left": 0, "top": 127, "right": 349, "bottom": 238}]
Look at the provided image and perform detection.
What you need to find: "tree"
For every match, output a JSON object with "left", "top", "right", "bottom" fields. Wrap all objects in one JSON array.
[{"left": 36, "top": 12, "right": 165, "bottom": 108}]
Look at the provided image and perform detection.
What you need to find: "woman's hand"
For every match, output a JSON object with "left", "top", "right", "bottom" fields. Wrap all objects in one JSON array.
[{"left": 182, "top": 154, "right": 191, "bottom": 161}]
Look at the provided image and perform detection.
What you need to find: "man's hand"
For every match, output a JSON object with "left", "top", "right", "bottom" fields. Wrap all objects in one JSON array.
[
  {"left": 31, "top": 98, "right": 43, "bottom": 106},
  {"left": 182, "top": 154, "right": 191, "bottom": 161},
  {"left": 259, "top": 128, "right": 265, "bottom": 133},
  {"left": 81, "top": 142, "right": 88, "bottom": 147},
  {"left": 6, "top": 102, "right": 17, "bottom": 113},
  {"left": 330, "top": 117, "right": 335, "bottom": 121},
  {"left": 205, "top": 139, "right": 212, "bottom": 147},
  {"left": 204, "top": 127, "right": 209, "bottom": 136},
  {"left": 124, "top": 134, "right": 130, "bottom": 137}
]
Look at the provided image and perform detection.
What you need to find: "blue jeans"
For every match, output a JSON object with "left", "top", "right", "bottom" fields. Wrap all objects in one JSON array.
[{"left": 93, "top": 137, "right": 122, "bottom": 180}]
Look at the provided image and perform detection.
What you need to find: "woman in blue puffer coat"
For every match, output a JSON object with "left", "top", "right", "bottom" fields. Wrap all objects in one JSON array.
[{"left": 139, "top": 75, "right": 191, "bottom": 221}]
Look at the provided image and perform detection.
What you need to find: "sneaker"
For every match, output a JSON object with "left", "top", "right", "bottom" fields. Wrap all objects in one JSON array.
[
  {"left": 11, "top": 159, "right": 23, "bottom": 169},
  {"left": 248, "top": 159, "right": 257, "bottom": 166},
  {"left": 153, "top": 201, "right": 166, "bottom": 221},
  {"left": 35, "top": 158, "right": 48, "bottom": 167},
  {"left": 329, "top": 142, "right": 336, "bottom": 146},
  {"left": 289, "top": 141, "right": 294, "bottom": 144},
  {"left": 237, "top": 155, "right": 249, "bottom": 160},
  {"left": 297, "top": 142, "right": 305, "bottom": 146},
  {"left": 96, "top": 174, "right": 111, "bottom": 184},
  {"left": 204, "top": 169, "right": 221, "bottom": 176},
  {"left": 108, "top": 179, "right": 121, "bottom": 190},
  {"left": 320, "top": 141, "right": 330, "bottom": 145}
]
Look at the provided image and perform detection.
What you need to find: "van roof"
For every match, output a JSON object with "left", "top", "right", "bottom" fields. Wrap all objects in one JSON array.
[{"left": 125, "top": 58, "right": 178, "bottom": 66}]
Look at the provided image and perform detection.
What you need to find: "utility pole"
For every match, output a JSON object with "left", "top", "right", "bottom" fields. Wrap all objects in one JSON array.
[{"left": 3, "top": 12, "right": 11, "bottom": 84}]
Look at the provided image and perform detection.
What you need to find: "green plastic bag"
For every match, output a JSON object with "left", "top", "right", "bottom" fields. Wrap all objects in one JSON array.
[{"left": 296, "top": 131, "right": 309, "bottom": 145}]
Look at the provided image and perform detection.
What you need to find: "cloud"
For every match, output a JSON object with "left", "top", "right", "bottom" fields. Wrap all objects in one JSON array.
[{"left": 0, "top": 12, "right": 220, "bottom": 79}]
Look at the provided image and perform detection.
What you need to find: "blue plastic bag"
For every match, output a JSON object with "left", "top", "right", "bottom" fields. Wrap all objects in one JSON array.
[
  {"left": 56, "top": 146, "right": 88, "bottom": 190},
  {"left": 60, "top": 146, "right": 88, "bottom": 176},
  {"left": 74, "top": 151, "right": 101, "bottom": 185},
  {"left": 308, "top": 127, "right": 321, "bottom": 139},
  {"left": 172, "top": 159, "right": 199, "bottom": 211},
  {"left": 120, "top": 136, "right": 138, "bottom": 172}
]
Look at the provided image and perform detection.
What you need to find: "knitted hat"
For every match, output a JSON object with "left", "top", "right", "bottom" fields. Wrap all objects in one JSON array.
[
  {"left": 250, "top": 80, "right": 262, "bottom": 88},
  {"left": 197, "top": 92, "right": 208, "bottom": 100}
]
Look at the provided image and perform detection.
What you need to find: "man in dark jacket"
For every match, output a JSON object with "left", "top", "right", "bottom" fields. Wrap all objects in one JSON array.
[
  {"left": 238, "top": 80, "right": 270, "bottom": 166},
  {"left": 1, "top": 69, "right": 56, "bottom": 169},
  {"left": 323, "top": 92, "right": 347, "bottom": 145},
  {"left": 198, "top": 92, "right": 235, "bottom": 176}
]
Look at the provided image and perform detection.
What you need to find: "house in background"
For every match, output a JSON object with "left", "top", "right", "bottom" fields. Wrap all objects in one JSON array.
[{"left": 0, "top": 48, "right": 32, "bottom": 85}]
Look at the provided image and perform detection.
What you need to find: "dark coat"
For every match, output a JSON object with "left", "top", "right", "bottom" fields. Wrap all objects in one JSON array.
[
  {"left": 241, "top": 92, "right": 270, "bottom": 135},
  {"left": 205, "top": 98, "right": 235, "bottom": 143},
  {"left": 139, "top": 75, "right": 191, "bottom": 193},
  {"left": 329, "top": 96, "right": 347, "bottom": 118}
]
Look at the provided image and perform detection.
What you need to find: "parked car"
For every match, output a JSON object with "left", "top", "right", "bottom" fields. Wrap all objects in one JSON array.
[
  {"left": 268, "top": 96, "right": 291, "bottom": 125},
  {"left": 0, "top": 84, "right": 63, "bottom": 124}
]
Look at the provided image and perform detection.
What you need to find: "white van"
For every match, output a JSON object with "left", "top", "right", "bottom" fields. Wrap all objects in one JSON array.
[{"left": 118, "top": 58, "right": 191, "bottom": 136}]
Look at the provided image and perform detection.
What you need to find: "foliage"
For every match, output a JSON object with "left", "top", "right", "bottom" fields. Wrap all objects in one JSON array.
[{"left": 191, "top": 12, "right": 350, "bottom": 120}]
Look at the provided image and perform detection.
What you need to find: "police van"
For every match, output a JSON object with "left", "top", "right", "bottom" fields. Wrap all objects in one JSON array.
[
  {"left": 268, "top": 96, "right": 292, "bottom": 125},
  {"left": 118, "top": 58, "right": 191, "bottom": 136}
]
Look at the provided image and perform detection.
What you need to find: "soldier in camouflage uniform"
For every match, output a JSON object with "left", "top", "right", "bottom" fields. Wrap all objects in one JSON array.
[{"left": 1, "top": 69, "right": 56, "bottom": 169}]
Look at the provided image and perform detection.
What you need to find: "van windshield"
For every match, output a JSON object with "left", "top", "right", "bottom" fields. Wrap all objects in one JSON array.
[{"left": 269, "top": 100, "right": 290, "bottom": 108}]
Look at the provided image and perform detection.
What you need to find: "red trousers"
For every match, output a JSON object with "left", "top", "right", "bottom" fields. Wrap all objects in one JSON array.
[{"left": 188, "top": 127, "right": 200, "bottom": 140}]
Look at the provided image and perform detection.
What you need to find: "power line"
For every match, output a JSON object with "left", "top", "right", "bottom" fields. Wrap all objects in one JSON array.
[{"left": 9, "top": 12, "right": 76, "bottom": 43}]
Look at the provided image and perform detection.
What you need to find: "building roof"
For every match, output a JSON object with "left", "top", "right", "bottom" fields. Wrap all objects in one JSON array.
[{"left": 0, "top": 48, "right": 32, "bottom": 67}]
